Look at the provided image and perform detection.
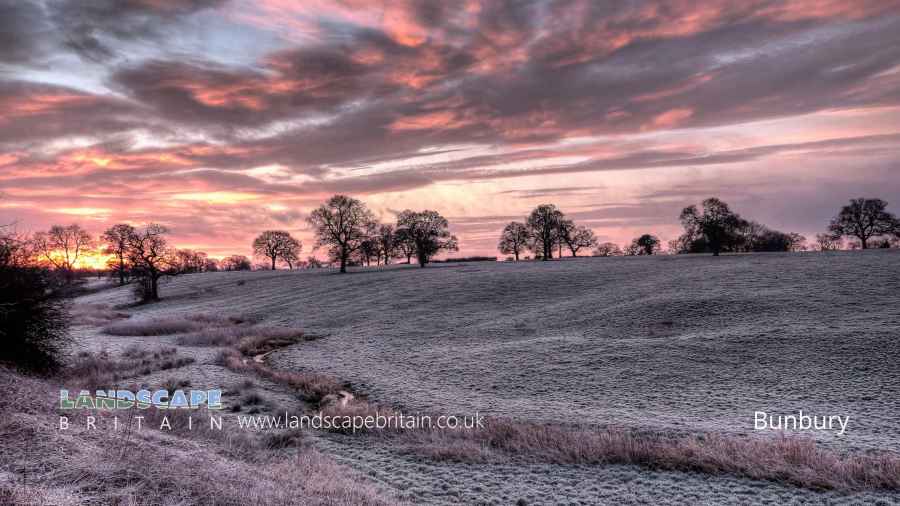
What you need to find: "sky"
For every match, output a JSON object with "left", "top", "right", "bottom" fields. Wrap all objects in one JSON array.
[{"left": 2, "top": 0, "right": 900, "bottom": 262}]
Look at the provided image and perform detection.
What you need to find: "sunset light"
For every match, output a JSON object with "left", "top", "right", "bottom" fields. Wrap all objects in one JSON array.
[
  {"left": 0, "top": 0, "right": 895, "bottom": 261},
  {"left": 2, "top": 2, "right": 900, "bottom": 505}
]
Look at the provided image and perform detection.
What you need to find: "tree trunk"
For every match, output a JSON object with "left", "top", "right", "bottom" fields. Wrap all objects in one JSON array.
[
  {"left": 271, "top": 256, "right": 276, "bottom": 270},
  {"left": 514, "top": 251, "right": 519, "bottom": 261},
  {"left": 340, "top": 253, "right": 347, "bottom": 273},
  {"left": 860, "top": 237, "right": 868, "bottom": 249}
]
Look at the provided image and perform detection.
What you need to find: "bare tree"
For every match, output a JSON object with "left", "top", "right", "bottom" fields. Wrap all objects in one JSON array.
[
  {"left": 307, "top": 195, "right": 375, "bottom": 273},
  {"left": 560, "top": 224, "right": 597, "bottom": 257},
  {"left": 33, "top": 224, "right": 95, "bottom": 279},
  {"left": 679, "top": 198, "right": 746, "bottom": 256},
  {"left": 356, "top": 235, "right": 380, "bottom": 266},
  {"left": 628, "top": 234, "right": 660, "bottom": 256},
  {"left": 396, "top": 210, "right": 459, "bottom": 267},
  {"left": 735, "top": 220, "right": 769, "bottom": 253},
  {"left": 828, "top": 198, "right": 899, "bottom": 249},
  {"left": 815, "top": 233, "right": 842, "bottom": 251},
  {"left": 374, "top": 224, "right": 399, "bottom": 265},
  {"left": 174, "top": 249, "right": 209, "bottom": 273},
  {"left": 252, "top": 230, "right": 302, "bottom": 270},
  {"left": 666, "top": 238, "right": 683, "bottom": 255},
  {"left": 281, "top": 244, "right": 301, "bottom": 269},
  {"left": 593, "top": 242, "right": 622, "bottom": 257},
  {"left": 0, "top": 224, "right": 33, "bottom": 269},
  {"left": 126, "top": 224, "right": 176, "bottom": 302},
  {"left": 221, "top": 254, "right": 252, "bottom": 271},
  {"left": 788, "top": 233, "right": 807, "bottom": 252},
  {"left": 526, "top": 204, "right": 564, "bottom": 261},
  {"left": 101, "top": 224, "right": 135, "bottom": 285},
  {"left": 204, "top": 258, "right": 220, "bottom": 272},
  {"left": 395, "top": 227, "right": 416, "bottom": 264},
  {"left": 498, "top": 222, "right": 530, "bottom": 261}
]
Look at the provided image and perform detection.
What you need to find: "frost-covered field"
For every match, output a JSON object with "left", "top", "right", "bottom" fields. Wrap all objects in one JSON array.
[{"left": 78, "top": 250, "right": 900, "bottom": 504}]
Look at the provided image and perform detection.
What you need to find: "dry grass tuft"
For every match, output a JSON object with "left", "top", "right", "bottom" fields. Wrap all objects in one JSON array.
[
  {"left": 70, "top": 303, "right": 130, "bottom": 327},
  {"left": 236, "top": 327, "right": 307, "bottom": 356},
  {"left": 103, "top": 317, "right": 205, "bottom": 336},
  {"left": 63, "top": 347, "right": 195, "bottom": 390},
  {"left": 264, "top": 428, "right": 307, "bottom": 449},
  {"left": 177, "top": 325, "right": 258, "bottom": 346},
  {"left": 177, "top": 323, "right": 306, "bottom": 350},
  {"left": 218, "top": 348, "right": 343, "bottom": 404},
  {"left": 319, "top": 399, "right": 401, "bottom": 435},
  {"left": 102, "top": 314, "right": 251, "bottom": 337}
]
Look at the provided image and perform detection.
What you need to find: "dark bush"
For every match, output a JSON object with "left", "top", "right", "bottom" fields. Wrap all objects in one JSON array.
[{"left": 0, "top": 266, "right": 70, "bottom": 373}]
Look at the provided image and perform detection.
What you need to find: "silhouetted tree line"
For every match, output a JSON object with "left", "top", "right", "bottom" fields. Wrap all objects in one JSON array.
[
  {"left": 672, "top": 197, "right": 900, "bottom": 255},
  {"left": 672, "top": 198, "right": 808, "bottom": 255},
  {"left": 498, "top": 197, "right": 900, "bottom": 259},
  {"left": 31, "top": 223, "right": 304, "bottom": 300},
  {"left": 4, "top": 221, "right": 217, "bottom": 303},
  {"left": 306, "top": 195, "right": 458, "bottom": 272},
  {"left": 499, "top": 204, "right": 598, "bottom": 261}
]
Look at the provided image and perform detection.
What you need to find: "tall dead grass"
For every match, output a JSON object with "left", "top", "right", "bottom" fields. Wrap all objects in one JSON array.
[
  {"left": 218, "top": 348, "right": 343, "bottom": 404},
  {"left": 63, "top": 347, "right": 195, "bottom": 391},
  {"left": 0, "top": 366, "right": 399, "bottom": 505},
  {"left": 102, "top": 314, "right": 250, "bottom": 337},
  {"left": 70, "top": 303, "right": 130, "bottom": 327},
  {"left": 394, "top": 419, "right": 900, "bottom": 491},
  {"left": 178, "top": 324, "right": 307, "bottom": 352},
  {"left": 309, "top": 393, "right": 900, "bottom": 490}
]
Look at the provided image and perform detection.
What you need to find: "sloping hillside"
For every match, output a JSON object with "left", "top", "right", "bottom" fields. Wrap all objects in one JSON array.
[
  {"left": 72, "top": 250, "right": 900, "bottom": 503},
  {"left": 80, "top": 251, "right": 900, "bottom": 452}
]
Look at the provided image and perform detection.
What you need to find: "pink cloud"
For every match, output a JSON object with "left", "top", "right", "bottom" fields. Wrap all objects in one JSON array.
[{"left": 649, "top": 108, "right": 695, "bottom": 130}]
